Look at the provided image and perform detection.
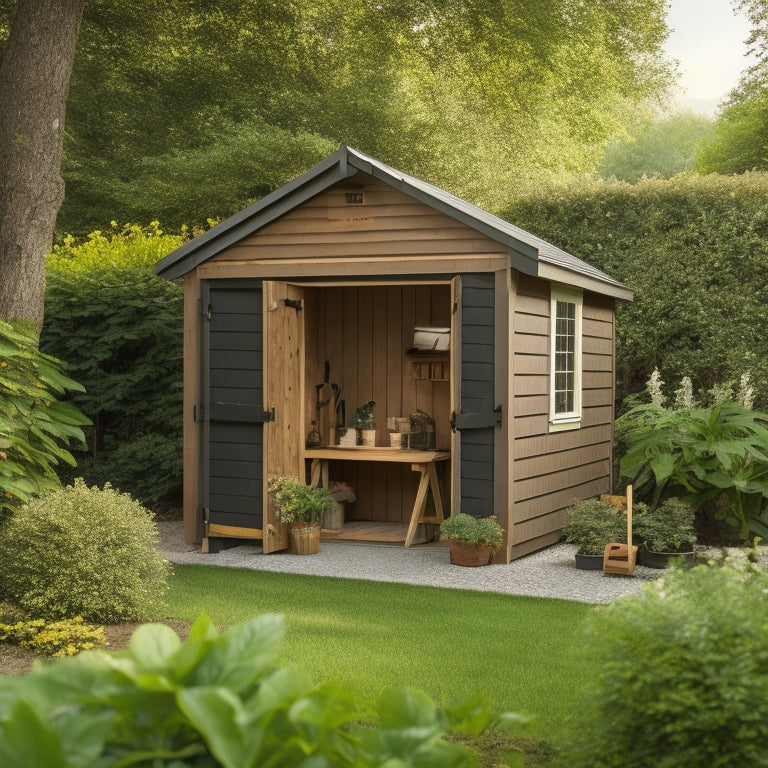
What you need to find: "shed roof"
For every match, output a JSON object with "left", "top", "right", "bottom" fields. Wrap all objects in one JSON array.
[{"left": 155, "top": 145, "right": 632, "bottom": 300}]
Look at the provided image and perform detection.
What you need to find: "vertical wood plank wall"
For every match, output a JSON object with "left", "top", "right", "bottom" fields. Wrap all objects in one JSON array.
[
  {"left": 304, "top": 284, "right": 451, "bottom": 523},
  {"left": 511, "top": 274, "right": 615, "bottom": 558}
]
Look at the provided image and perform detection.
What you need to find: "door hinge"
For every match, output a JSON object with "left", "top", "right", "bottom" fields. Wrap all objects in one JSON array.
[{"left": 450, "top": 405, "right": 503, "bottom": 432}]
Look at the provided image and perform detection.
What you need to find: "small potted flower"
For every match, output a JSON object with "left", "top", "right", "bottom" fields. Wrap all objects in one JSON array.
[
  {"left": 439, "top": 513, "right": 504, "bottom": 566},
  {"left": 323, "top": 480, "right": 356, "bottom": 530},
  {"left": 562, "top": 498, "right": 626, "bottom": 570},
  {"left": 268, "top": 475, "right": 335, "bottom": 554},
  {"left": 633, "top": 497, "right": 697, "bottom": 568}
]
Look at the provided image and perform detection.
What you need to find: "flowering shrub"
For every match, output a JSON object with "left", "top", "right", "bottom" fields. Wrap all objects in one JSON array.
[
  {"left": 328, "top": 480, "right": 356, "bottom": 503},
  {"left": 0, "top": 616, "right": 106, "bottom": 657},
  {"left": 617, "top": 370, "right": 768, "bottom": 541},
  {"left": 0, "top": 479, "right": 171, "bottom": 622},
  {"left": 268, "top": 475, "right": 335, "bottom": 526}
]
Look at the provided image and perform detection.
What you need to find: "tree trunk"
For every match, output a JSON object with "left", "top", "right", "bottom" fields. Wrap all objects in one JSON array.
[{"left": 0, "top": 0, "right": 84, "bottom": 333}]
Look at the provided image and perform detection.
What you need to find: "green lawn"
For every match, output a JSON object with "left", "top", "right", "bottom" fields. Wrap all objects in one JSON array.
[{"left": 167, "top": 564, "right": 600, "bottom": 740}]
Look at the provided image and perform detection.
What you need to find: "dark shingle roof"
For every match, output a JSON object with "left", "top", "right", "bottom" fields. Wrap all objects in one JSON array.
[{"left": 155, "top": 145, "right": 631, "bottom": 299}]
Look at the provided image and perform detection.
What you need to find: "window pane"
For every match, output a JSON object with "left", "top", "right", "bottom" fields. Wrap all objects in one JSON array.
[{"left": 553, "top": 300, "right": 577, "bottom": 415}]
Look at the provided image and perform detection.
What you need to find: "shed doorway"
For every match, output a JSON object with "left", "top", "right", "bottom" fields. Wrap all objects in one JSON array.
[{"left": 301, "top": 280, "right": 453, "bottom": 545}]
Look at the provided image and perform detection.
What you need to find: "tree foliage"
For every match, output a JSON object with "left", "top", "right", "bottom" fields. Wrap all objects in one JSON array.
[
  {"left": 696, "top": 0, "right": 768, "bottom": 174},
  {"left": 599, "top": 111, "right": 714, "bottom": 182},
  {"left": 39, "top": 0, "right": 677, "bottom": 233}
]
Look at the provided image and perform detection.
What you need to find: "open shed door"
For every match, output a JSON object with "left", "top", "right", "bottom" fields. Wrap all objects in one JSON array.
[
  {"left": 451, "top": 274, "right": 498, "bottom": 517},
  {"left": 262, "top": 281, "right": 305, "bottom": 552}
]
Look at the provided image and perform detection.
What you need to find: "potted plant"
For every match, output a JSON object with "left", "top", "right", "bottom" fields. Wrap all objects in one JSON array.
[
  {"left": 562, "top": 498, "right": 625, "bottom": 570},
  {"left": 634, "top": 497, "right": 697, "bottom": 568},
  {"left": 323, "top": 480, "right": 356, "bottom": 530},
  {"left": 268, "top": 475, "right": 335, "bottom": 554},
  {"left": 439, "top": 513, "right": 504, "bottom": 566}
]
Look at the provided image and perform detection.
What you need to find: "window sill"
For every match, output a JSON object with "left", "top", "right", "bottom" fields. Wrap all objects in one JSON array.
[{"left": 548, "top": 417, "right": 581, "bottom": 433}]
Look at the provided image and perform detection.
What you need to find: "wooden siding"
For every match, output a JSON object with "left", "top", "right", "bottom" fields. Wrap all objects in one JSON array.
[
  {"left": 204, "top": 177, "right": 509, "bottom": 275},
  {"left": 510, "top": 274, "right": 615, "bottom": 558},
  {"left": 304, "top": 283, "right": 452, "bottom": 524}
]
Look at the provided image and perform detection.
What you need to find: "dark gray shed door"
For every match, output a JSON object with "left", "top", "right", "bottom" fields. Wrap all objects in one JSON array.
[
  {"left": 204, "top": 280, "right": 265, "bottom": 530},
  {"left": 456, "top": 274, "right": 496, "bottom": 517}
]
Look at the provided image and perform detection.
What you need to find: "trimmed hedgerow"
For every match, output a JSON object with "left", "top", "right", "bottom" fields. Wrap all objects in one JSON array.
[
  {"left": 502, "top": 172, "right": 768, "bottom": 408},
  {"left": 0, "top": 479, "right": 171, "bottom": 623},
  {"left": 41, "top": 223, "right": 185, "bottom": 506}
]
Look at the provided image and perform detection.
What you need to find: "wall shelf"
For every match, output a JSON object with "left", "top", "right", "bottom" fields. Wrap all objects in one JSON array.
[{"left": 407, "top": 350, "right": 450, "bottom": 381}]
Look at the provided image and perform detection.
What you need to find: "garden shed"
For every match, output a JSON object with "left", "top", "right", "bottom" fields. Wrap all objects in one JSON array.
[{"left": 155, "top": 146, "right": 632, "bottom": 562}]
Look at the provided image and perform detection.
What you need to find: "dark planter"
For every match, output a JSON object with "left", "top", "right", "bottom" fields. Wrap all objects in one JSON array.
[
  {"left": 575, "top": 552, "right": 604, "bottom": 570},
  {"left": 638, "top": 543, "right": 695, "bottom": 569}
]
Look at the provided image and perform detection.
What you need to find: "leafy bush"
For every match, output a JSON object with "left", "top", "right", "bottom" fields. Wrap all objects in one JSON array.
[
  {"left": 439, "top": 513, "right": 504, "bottom": 549},
  {"left": 0, "top": 613, "right": 521, "bottom": 767},
  {"left": 0, "top": 321, "right": 90, "bottom": 516},
  {"left": 564, "top": 550, "right": 768, "bottom": 767},
  {"left": 562, "top": 499, "right": 625, "bottom": 555},
  {"left": 0, "top": 616, "right": 106, "bottom": 658},
  {"left": 617, "top": 400, "right": 768, "bottom": 541},
  {"left": 502, "top": 172, "right": 768, "bottom": 408},
  {"left": 41, "top": 224, "right": 185, "bottom": 507},
  {"left": 0, "top": 479, "right": 171, "bottom": 622},
  {"left": 633, "top": 497, "right": 697, "bottom": 552}
]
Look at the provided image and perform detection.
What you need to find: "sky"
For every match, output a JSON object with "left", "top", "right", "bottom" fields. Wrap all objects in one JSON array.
[{"left": 663, "top": 0, "right": 755, "bottom": 115}]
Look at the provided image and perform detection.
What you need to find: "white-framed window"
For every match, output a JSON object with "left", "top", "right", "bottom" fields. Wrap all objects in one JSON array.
[{"left": 549, "top": 285, "right": 582, "bottom": 432}]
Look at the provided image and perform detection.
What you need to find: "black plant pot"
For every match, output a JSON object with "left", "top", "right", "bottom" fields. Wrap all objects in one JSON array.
[
  {"left": 575, "top": 552, "right": 604, "bottom": 570},
  {"left": 638, "top": 543, "right": 695, "bottom": 569}
]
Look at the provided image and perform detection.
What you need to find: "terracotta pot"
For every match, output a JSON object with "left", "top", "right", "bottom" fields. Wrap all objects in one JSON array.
[
  {"left": 449, "top": 540, "right": 493, "bottom": 566},
  {"left": 288, "top": 524, "right": 320, "bottom": 555}
]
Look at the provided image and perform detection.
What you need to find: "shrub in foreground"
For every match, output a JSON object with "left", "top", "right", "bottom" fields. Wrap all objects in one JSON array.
[
  {"left": 0, "top": 479, "right": 171, "bottom": 622},
  {"left": 0, "top": 613, "right": 522, "bottom": 767},
  {"left": 564, "top": 550, "right": 768, "bottom": 767}
]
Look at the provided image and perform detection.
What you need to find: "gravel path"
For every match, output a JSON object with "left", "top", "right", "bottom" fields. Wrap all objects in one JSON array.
[{"left": 159, "top": 521, "right": 662, "bottom": 604}]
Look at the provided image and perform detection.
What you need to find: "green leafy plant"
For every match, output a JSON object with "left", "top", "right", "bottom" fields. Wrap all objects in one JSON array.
[
  {"left": 0, "top": 613, "right": 521, "bottom": 767},
  {"left": 562, "top": 499, "right": 625, "bottom": 555},
  {"left": 617, "top": 401, "right": 768, "bottom": 540},
  {"left": 0, "top": 616, "right": 106, "bottom": 658},
  {"left": 0, "top": 479, "right": 172, "bottom": 622},
  {"left": 564, "top": 550, "right": 768, "bottom": 767},
  {"left": 0, "top": 320, "right": 90, "bottom": 516},
  {"left": 268, "top": 475, "right": 335, "bottom": 526},
  {"left": 439, "top": 513, "right": 504, "bottom": 550},
  {"left": 41, "top": 225, "right": 185, "bottom": 507},
  {"left": 633, "top": 497, "right": 697, "bottom": 552}
]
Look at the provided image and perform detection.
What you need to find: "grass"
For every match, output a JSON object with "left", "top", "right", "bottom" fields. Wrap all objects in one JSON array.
[{"left": 167, "top": 564, "right": 601, "bottom": 742}]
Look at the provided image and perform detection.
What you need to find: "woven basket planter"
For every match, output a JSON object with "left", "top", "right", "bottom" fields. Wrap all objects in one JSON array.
[
  {"left": 288, "top": 524, "right": 321, "bottom": 555},
  {"left": 448, "top": 540, "right": 494, "bottom": 567}
]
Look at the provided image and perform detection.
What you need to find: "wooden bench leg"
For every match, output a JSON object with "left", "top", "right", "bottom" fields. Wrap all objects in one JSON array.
[{"left": 405, "top": 464, "right": 430, "bottom": 547}]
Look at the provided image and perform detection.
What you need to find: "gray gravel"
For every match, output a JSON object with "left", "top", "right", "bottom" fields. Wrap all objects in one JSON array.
[{"left": 159, "top": 521, "right": 663, "bottom": 604}]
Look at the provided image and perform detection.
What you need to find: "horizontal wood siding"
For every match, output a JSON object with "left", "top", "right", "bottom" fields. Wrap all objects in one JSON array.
[
  {"left": 304, "top": 284, "right": 452, "bottom": 523},
  {"left": 209, "top": 177, "right": 509, "bottom": 271},
  {"left": 511, "top": 274, "right": 615, "bottom": 558},
  {"left": 207, "top": 282, "right": 264, "bottom": 530}
]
